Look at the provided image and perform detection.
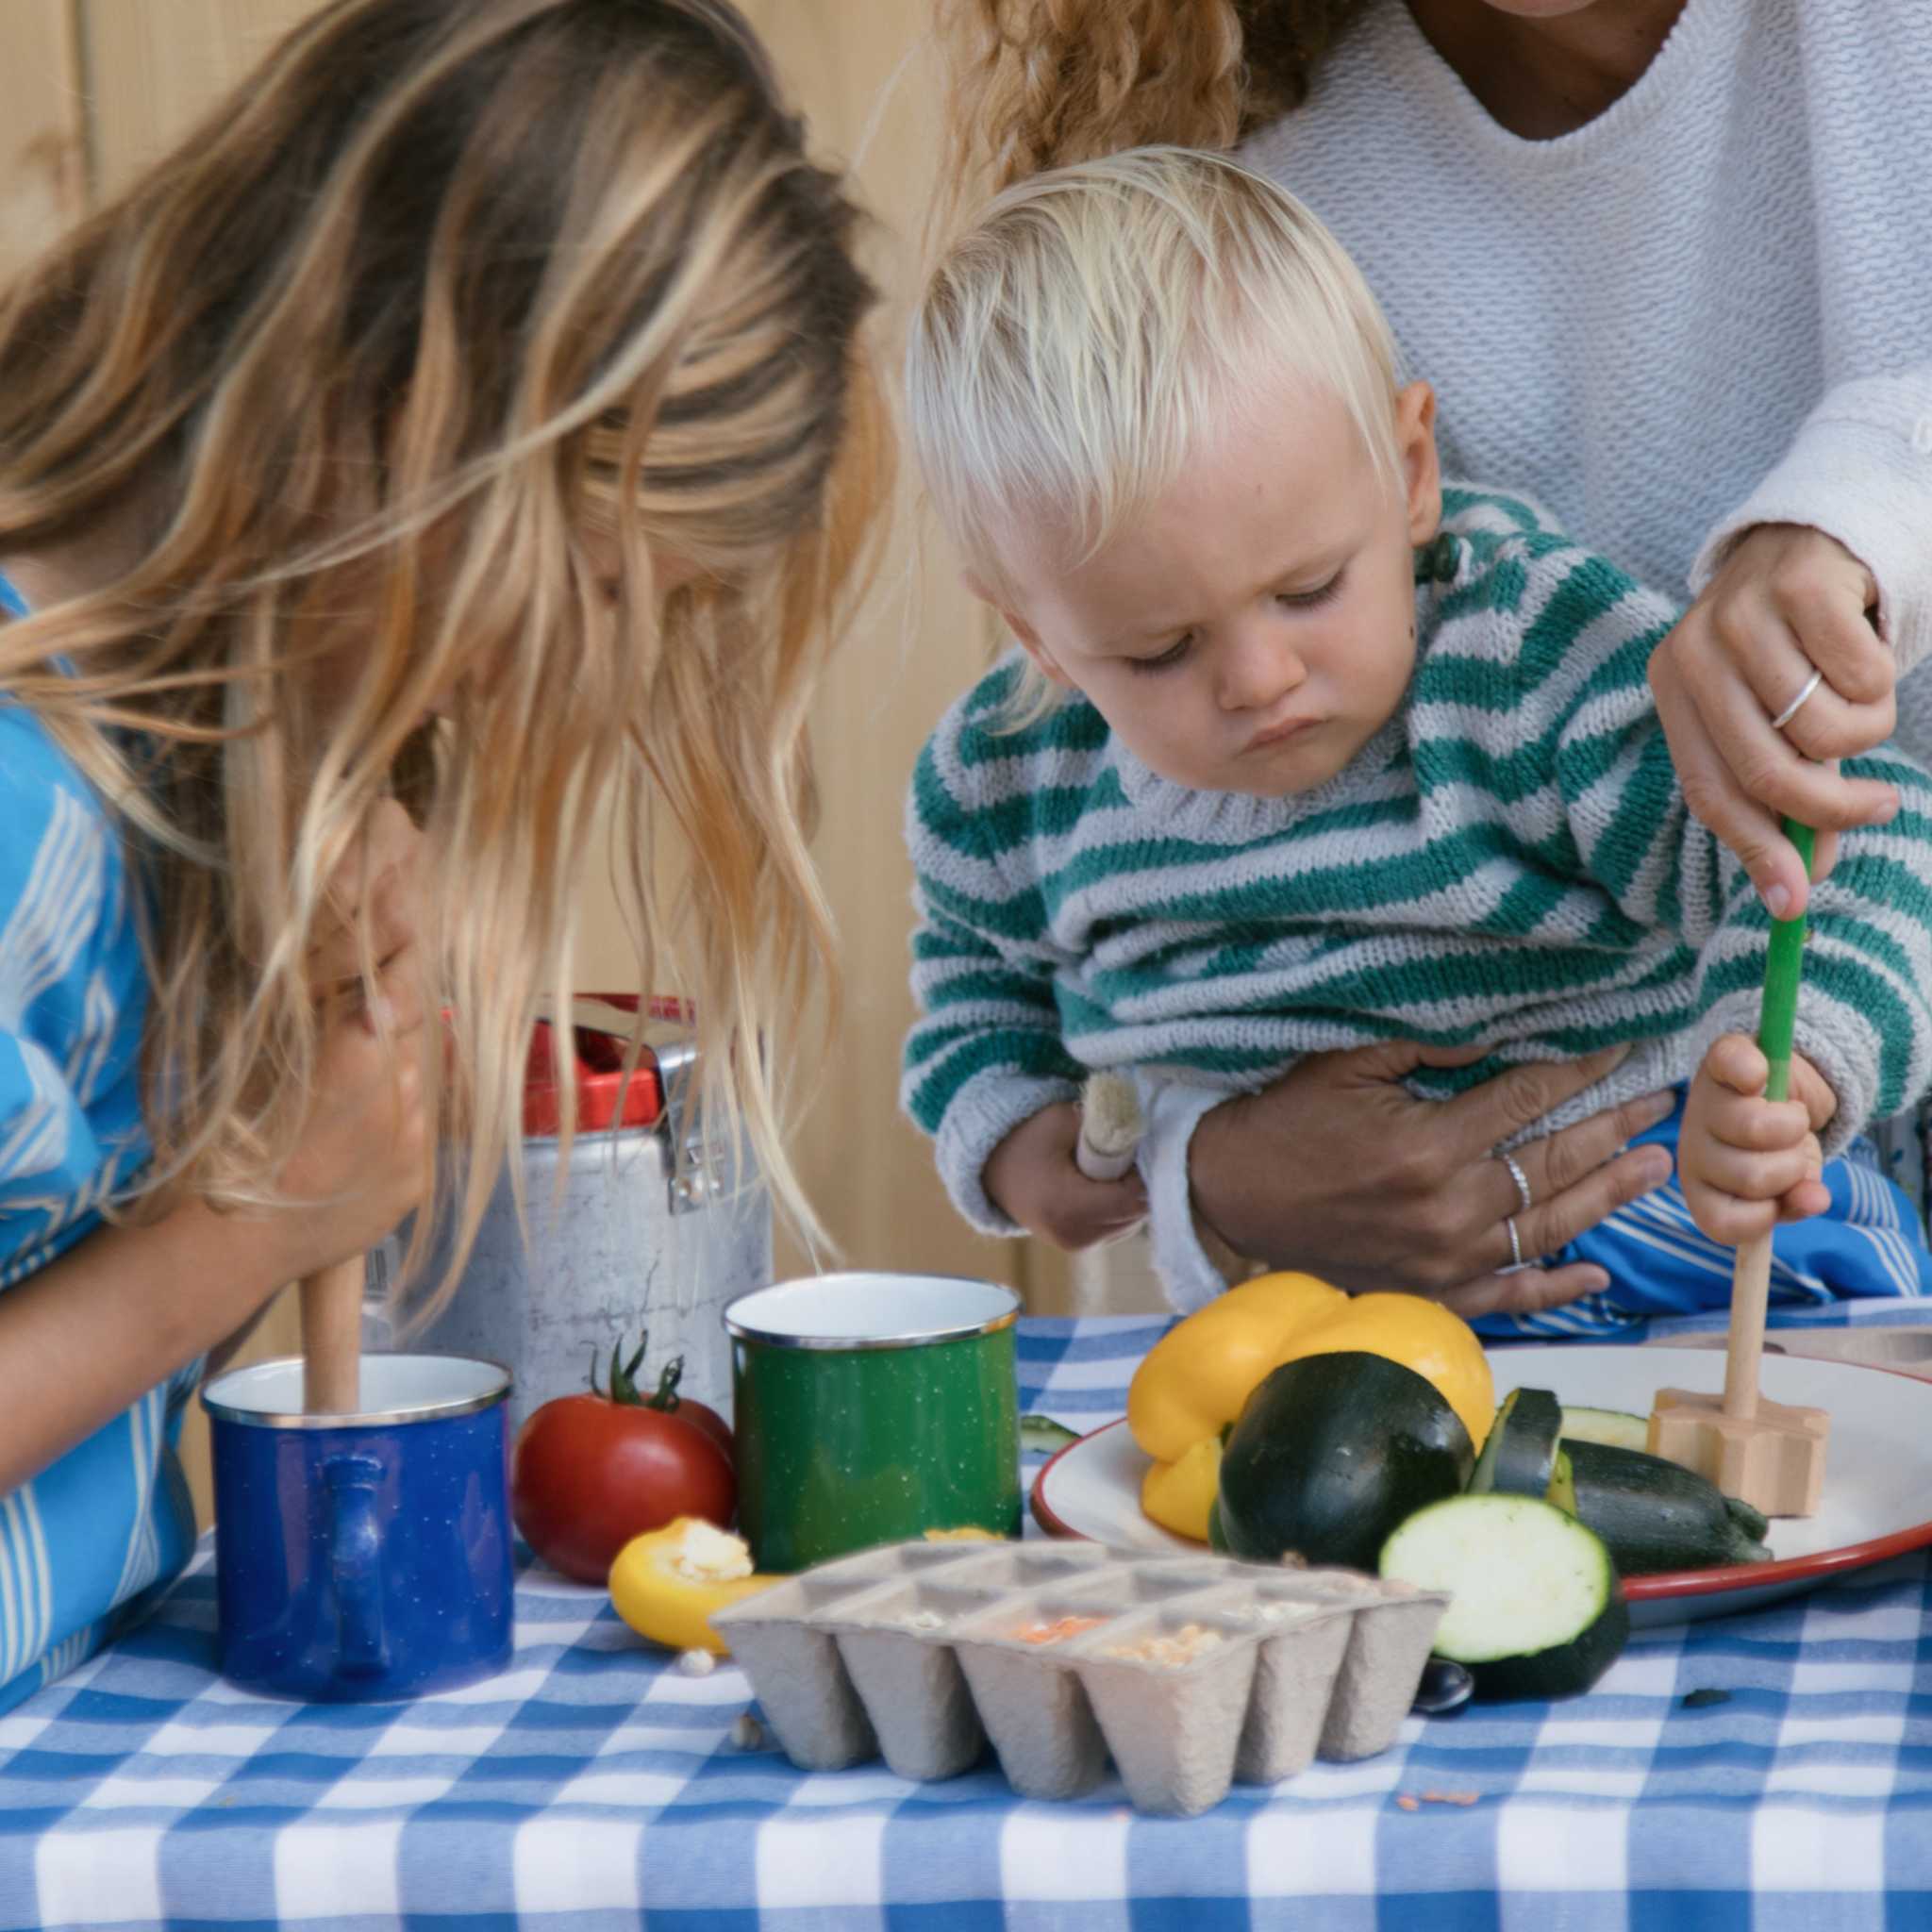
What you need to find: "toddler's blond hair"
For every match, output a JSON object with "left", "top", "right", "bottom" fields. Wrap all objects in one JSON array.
[{"left": 908, "top": 146, "right": 1403, "bottom": 708}]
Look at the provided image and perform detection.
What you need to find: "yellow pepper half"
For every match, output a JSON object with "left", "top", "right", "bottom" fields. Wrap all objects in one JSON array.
[
  {"left": 1127, "top": 1274, "right": 1493, "bottom": 1541},
  {"left": 1270, "top": 1291, "right": 1493, "bottom": 1450},
  {"left": 1127, "top": 1273, "right": 1347, "bottom": 1464},
  {"left": 1140, "top": 1435, "right": 1222, "bottom": 1542},
  {"left": 608, "top": 1517, "right": 780, "bottom": 1657}
]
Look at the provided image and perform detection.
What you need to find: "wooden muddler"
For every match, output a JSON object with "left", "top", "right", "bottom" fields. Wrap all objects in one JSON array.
[
  {"left": 1650, "top": 818, "right": 1830, "bottom": 1516},
  {"left": 299, "top": 1255, "right": 365, "bottom": 1415},
  {"left": 1075, "top": 1071, "right": 1145, "bottom": 1184}
]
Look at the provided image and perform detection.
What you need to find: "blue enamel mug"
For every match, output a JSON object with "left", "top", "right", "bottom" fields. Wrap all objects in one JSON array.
[{"left": 201, "top": 1354, "right": 514, "bottom": 1701}]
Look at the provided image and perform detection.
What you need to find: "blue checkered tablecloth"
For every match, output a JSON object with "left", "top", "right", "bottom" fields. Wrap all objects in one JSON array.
[{"left": 6, "top": 1307, "right": 1932, "bottom": 1931}]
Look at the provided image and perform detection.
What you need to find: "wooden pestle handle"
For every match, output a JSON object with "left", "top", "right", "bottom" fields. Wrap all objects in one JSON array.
[
  {"left": 1722, "top": 818, "right": 1815, "bottom": 1424},
  {"left": 299, "top": 1255, "right": 366, "bottom": 1415}
]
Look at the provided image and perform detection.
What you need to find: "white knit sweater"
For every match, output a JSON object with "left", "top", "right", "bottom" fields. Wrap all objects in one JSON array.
[
  {"left": 1243, "top": 0, "right": 1932, "bottom": 721},
  {"left": 1120, "top": 0, "right": 1932, "bottom": 1310}
]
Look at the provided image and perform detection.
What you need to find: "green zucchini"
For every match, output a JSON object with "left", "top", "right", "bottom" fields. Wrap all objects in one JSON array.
[
  {"left": 1546, "top": 1447, "right": 1576, "bottom": 1517},
  {"left": 1468, "top": 1388, "right": 1563, "bottom": 1498},
  {"left": 1217, "top": 1352, "right": 1474, "bottom": 1573},
  {"left": 1379, "top": 1492, "right": 1628, "bottom": 1701},
  {"left": 1558, "top": 1407, "right": 1651, "bottom": 1454},
  {"left": 1563, "top": 1440, "right": 1772, "bottom": 1574}
]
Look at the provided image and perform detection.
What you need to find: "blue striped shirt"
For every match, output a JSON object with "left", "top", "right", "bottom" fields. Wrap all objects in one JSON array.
[{"left": 0, "top": 568, "right": 197, "bottom": 1715}]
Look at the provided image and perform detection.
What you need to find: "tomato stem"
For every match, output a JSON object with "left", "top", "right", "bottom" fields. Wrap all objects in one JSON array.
[
  {"left": 645, "top": 1358, "right": 687, "bottom": 1413},
  {"left": 588, "top": 1331, "right": 684, "bottom": 1409}
]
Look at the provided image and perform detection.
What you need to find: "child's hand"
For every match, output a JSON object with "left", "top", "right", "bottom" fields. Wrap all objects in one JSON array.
[
  {"left": 1680, "top": 1034, "right": 1837, "bottom": 1244},
  {"left": 984, "top": 1102, "right": 1147, "bottom": 1251},
  {"left": 268, "top": 801, "right": 433, "bottom": 1281}
]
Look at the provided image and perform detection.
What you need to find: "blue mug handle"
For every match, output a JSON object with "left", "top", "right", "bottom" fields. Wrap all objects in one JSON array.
[{"left": 323, "top": 1453, "right": 389, "bottom": 1677}]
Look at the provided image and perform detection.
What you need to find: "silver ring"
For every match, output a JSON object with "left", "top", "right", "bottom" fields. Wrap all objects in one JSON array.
[
  {"left": 1501, "top": 1153, "right": 1532, "bottom": 1214},
  {"left": 1505, "top": 1215, "right": 1523, "bottom": 1270},
  {"left": 1768, "top": 667, "right": 1824, "bottom": 733}
]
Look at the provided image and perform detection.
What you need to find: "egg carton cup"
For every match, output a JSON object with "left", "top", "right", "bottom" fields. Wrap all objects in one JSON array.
[{"left": 711, "top": 1540, "right": 1447, "bottom": 1817}]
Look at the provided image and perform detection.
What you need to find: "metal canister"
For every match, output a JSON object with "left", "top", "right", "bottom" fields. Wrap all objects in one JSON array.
[{"left": 392, "top": 998, "right": 770, "bottom": 1435}]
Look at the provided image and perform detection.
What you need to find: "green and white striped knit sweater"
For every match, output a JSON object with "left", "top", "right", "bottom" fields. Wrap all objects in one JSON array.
[{"left": 903, "top": 487, "right": 1932, "bottom": 1244}]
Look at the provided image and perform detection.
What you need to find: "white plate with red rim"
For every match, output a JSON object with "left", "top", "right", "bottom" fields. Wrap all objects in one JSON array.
[{"left": 1029, "top": 1343, "right": 1932, "bottom": 1627}]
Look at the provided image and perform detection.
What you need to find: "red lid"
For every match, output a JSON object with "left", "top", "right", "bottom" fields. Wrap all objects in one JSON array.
[{"left": 522, "top": 993, "right": 689, "bottom": 1137}]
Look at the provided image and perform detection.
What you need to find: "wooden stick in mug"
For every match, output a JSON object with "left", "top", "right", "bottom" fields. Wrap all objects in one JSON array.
[{"left": 300, "top": 1254, "right": 365, "bottom": 1415}]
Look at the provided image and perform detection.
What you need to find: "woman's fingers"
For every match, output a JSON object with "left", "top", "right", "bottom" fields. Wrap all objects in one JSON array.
[
  {"left": 1760, "top": 525, "right": 1889, "bottom": 702},
  {"left": 1674, "top": 626, "right": 1892, "bottom": 827},
  {"left": 1652, "top": 658, "right": 1819, "bottom": 916},
  {"left": 359, "top": 937, "right": 428, "bottom": 1037},
  {"left": 1505, "top": 1137, "right": 1674, "bottom": 1264},
  {"left": 1711, "top": 600, "right": 1890, "bottom": 766},
  {"left": 1502, "top": 1083, "right": 1677, "bottom": 1210},
  {"left": 310, "top": 801, "right": 426, "bottom": 991},
  {"left": 1435, "top": 1260, "right": 1611, "bottom": 1324},
  {"left": 1651, "top": 525, "right": 1899, "bottom": 918},
  {"left": 1436, "top": 1043, "right": 1634, "bottom": 1163}
]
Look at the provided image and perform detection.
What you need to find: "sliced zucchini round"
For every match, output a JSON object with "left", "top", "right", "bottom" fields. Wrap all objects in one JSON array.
[
  {"left": 1467, "top": 1388, "right": 1563, "bottom": 1499},
  {"left": 1546, "top": 1446, "right": 1576, "bottom": 1518},
  {"left": 1380, "top": 1492, "right": 1628, "bottom": 1702},
  {"left": 1558, "top": 1406, "right": 1651, "bottom": 1455}
]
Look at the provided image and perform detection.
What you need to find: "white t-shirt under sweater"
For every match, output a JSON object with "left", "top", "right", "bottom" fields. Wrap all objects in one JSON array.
[
  {"left": 1242, "top": 0, "right": 1932, "bottom": 740},
  {"left": 1138, "top": 0, "right": 1932, "bottom": 1309}
]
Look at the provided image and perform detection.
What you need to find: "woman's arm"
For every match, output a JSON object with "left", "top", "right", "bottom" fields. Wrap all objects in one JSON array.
[
  {"left": 0, "top": 998, "right": 427, "bottom": 1497},
  {"left": 0, "top": 1199, "right": 299, "bottom": 1497},
  {"left": 1652, "top": 365, "right": 1932, "bottom": 919},
  {"left": 1, "top": 807, "right": 431, "bottom": 1500},
  {"left": 1170, "top": 1041, "right": 1678, "bottom": 1315}
]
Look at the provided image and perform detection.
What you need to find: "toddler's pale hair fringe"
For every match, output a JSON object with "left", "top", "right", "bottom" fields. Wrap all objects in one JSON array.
[{"left": 906, "top": 146, "right": 1403, "bottom": 722}]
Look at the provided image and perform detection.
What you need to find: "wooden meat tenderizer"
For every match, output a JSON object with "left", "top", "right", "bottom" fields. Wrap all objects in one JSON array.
[
  {"left": 1650, "top": 818, "right": 1829, "bottom": 1517},
  {"left": 299, "top": 1255, "right": 365, "bottom": 1415},
  {"left": 1075, "top": 1071, "right": 1144, "bottom": 1183}
]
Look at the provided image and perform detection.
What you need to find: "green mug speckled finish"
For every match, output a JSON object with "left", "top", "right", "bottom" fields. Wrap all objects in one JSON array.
[{"left": 726, "top": 1273, "right": 1022, "bottom": 1573}]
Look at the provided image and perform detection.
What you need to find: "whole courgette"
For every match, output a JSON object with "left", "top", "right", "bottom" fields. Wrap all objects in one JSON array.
[{"left": 1564, "top": 1439, "right": 1772, "bottom": 1574}]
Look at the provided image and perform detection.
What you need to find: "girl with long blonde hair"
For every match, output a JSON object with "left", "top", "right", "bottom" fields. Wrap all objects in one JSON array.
[{"left": 0, "top": 0, "right": 888, "bottom": 1711}]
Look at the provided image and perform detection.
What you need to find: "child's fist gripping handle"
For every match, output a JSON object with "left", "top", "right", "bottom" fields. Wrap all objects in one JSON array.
[{"left": 1653, "top": 818, "right": 1830, "bottom": 1517}]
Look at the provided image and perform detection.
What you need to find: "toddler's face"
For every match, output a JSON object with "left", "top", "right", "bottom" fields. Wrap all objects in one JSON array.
[{"left": 991, "top": 377, "right": 1441, "bottom": 799}]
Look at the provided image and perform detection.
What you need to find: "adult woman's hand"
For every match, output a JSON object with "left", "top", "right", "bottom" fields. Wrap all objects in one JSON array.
[
  {"left": 1186, "top": 1040, "right": 1676, "bottom": 1320},
  {"left": 1649, "top": 523, "right": 1898, "bottom": 920}
]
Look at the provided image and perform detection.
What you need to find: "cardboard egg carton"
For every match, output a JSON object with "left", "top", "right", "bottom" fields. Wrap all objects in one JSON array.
[{"left": 711, "top": 1540, "right": 1447, "bottom": 1817}]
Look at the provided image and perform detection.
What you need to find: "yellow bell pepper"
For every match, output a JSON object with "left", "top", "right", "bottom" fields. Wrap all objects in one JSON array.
[
  {"left": 1127, "top": 1273, "right": 1347, "bottom": 1463},
  {"left": 1270, "top": 1291, "right": 1493, "bottom": 1450},
  {"left": 1140, "top": 1435, "right": 1222, "bottom": 1542},
  {"left": 608, "top": 1517, "right": 779, "bottom": 1657},
  {"left": 1128, "top": 1273, "right": 1492, "bottom": 1474}
]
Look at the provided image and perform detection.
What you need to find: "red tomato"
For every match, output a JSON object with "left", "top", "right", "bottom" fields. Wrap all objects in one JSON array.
[
  {"left": 633, "top": 1345, "right": 734, "bottom": 1468},
  {"left": 510, "top": 1338, "right": 737, "bottom": 1583},
  {"left": 668, "top": 1395, "right": 734, "bottom": 1467}
]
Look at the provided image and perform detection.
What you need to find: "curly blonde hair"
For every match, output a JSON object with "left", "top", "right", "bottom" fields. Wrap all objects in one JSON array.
[
  {"left": 0, "top": 0, "right": 891, "bottom": 1316},
  {"left": 933, "top": 0, "right": 1370, "bottom": 231}
]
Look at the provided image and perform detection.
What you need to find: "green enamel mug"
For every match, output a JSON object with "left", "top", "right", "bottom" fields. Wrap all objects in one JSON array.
[{"left": 725, "top": 1272, "right": 1023, "bottom": 1573}]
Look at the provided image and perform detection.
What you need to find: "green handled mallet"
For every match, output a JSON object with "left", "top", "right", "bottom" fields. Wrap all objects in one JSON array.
[{"left": 1650, "top": 818, "right": 1830, "bottom": 1517}]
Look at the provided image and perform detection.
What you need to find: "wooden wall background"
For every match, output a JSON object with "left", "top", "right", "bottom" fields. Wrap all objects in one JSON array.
[{"left": 0, "top": 0, "right": 1162, "bottom": 1524}]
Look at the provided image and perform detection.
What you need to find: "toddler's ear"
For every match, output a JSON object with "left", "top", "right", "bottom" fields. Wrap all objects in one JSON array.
[
  {"left": 962, "top": 572, "right": 1075, "bottom": 691},
  {"left": 1394, "top": 380, "right": 1443, "bottom": 547}
]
